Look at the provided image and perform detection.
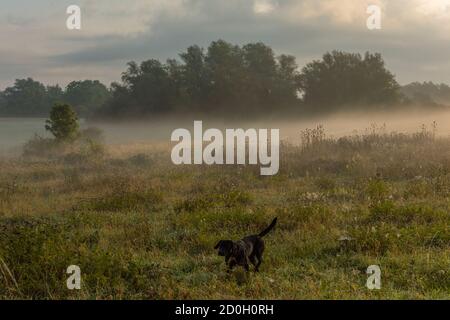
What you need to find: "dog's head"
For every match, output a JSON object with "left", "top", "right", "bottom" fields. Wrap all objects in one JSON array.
[{"left": 214, "top": 240, "right": 234, "bottom": 256}]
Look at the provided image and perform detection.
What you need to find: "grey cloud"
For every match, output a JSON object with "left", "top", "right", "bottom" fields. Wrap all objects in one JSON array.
[{"left": 2, "top": 0, "right": 450, "bottom": 88}]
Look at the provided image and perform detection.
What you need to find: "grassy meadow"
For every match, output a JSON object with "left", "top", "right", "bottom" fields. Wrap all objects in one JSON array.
[{"left": 0, "top": 124, "right": 449, "bottom": 299}]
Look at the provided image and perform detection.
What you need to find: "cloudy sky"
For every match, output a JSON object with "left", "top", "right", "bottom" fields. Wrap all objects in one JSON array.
[{"left": 1, "top": 0, "right": 450, "bottom": 89}]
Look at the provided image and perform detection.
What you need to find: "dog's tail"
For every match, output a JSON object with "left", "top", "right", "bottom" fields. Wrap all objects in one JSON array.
[{"left": 258, "top": 217, "right": 277, "bottom": 237}]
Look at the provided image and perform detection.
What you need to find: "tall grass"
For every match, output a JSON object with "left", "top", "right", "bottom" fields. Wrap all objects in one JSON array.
[{"left": 0, "top": 124, "right": 448, "bottom": 299}]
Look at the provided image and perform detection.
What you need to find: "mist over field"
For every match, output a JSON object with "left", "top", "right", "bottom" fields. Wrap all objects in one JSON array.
[{"left": 2, "top": 109, "right": 450, "bottom": 156}]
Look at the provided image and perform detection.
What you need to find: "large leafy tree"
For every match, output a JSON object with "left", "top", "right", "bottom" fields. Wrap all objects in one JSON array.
[
  {"left": 241, "top": 42, "right": 278, "bottom": 108},
  {"left": 64, "top": 80, "right": 111, "bottom": 116},
  {"left": 299, "top": 51, "right": 401, "bottom": 111},
  {"left": 120, "top": 59, "right": 176, "bottom": 114},
  {"left": 1, "top": 78, "right": 50, "bottom": 116},
  {"left": 204, "top": 40, "right": 246, "bottom": 108},
  {"left": 179, "top": 45, "right": 209, "bottom": 108},
  {"left": 276, "top": 54, "right": 301, "bottom": 104},
  {"left": 46, "top": 85, "right": 64, "bottom": 105}
]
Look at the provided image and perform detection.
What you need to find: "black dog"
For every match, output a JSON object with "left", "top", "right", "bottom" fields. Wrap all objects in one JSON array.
[{"left": 214, "top": 218, "right": 277, "bottom": 272}]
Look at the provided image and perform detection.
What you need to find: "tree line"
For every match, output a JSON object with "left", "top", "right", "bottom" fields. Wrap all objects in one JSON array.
[
  {"left": 401, "top": 82, "right": 450, "bottom": 107},
  {"left": 0, "top": 78, "right": 110, "bottom": 117},
  {"left": 0, "top": 40, "right": 446, "bottom": 119}
]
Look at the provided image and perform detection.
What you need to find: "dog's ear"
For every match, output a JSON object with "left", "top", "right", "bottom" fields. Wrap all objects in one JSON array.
[
  {"left": 214, "top": 240, "right": 222, "bottom": 249},
  {"left": 222, "top": 240, "right": 233, "bottom": 251}
]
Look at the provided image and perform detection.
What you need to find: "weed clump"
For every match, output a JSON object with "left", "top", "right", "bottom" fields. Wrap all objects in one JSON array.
[
  {"left": 79, "top": 190, "right": 163, "bottom": 212},
  {"left": 175, "top": 188, "right": 253, "bottom": 213}
]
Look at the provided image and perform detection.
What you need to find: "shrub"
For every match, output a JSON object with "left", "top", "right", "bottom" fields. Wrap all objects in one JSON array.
[
  {"left": 45, "top": 103, "right": 79, "bottom": 142},
  {"left": 22, "top": 134, "right": 60, "bottom": 158},
  {"left": 128, "top": 154, "right": 153, "bottom": 167},
  {"left": 366, "top": 179, "right": 391, "bottom": 202}
]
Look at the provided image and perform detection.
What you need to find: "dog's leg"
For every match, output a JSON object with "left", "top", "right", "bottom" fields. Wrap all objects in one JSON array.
[
  {"left": 255, "top": 257, "right": 262, "bottom": 272},
  {"left": 243, "top": 256, "right": 251, "bottom": 272},
  {"left": 249, "top": 255, "right": 257, "bottom": 270},
  {"left": 254, "top": 247, "right": 264, "bottom": 272},
  {"left": 227, "top": 260, "right": 236, "bottom": 273}
]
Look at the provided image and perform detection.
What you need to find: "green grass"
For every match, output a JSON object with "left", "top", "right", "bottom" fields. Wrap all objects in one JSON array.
[{"left": 0, "top": 127, "right": 449, "bottom": 299}]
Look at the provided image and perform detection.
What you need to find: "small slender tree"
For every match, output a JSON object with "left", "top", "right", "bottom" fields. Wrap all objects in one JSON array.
[{"left": 45, "top": 103, "right": 79, "bottom": 142}]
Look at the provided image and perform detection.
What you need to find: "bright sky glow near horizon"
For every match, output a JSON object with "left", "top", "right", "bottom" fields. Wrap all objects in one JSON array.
[{"left": 1, "top": 0, "right": 450, "bottom": 89}]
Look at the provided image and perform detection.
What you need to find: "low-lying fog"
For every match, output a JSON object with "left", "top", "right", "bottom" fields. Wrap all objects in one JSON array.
[{"left": 1, "top": 110, "right": 450, "bottom": 156}]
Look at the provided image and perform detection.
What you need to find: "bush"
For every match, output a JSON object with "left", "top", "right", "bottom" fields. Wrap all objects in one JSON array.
[
  {"left": 22, "top": 134, "right": 60, "bottom": 158},
  {"left": 128, "top": 154, "right": 153, "bottom": 167},
  {"left": 366, "top": 179, "right": 391, "bottom": 202},
  {"left": 45, "top": 103, "right": 79, "bottom": 142},
  {"left": 23, "top": 105, "right": 105, "bottom": 161}
]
